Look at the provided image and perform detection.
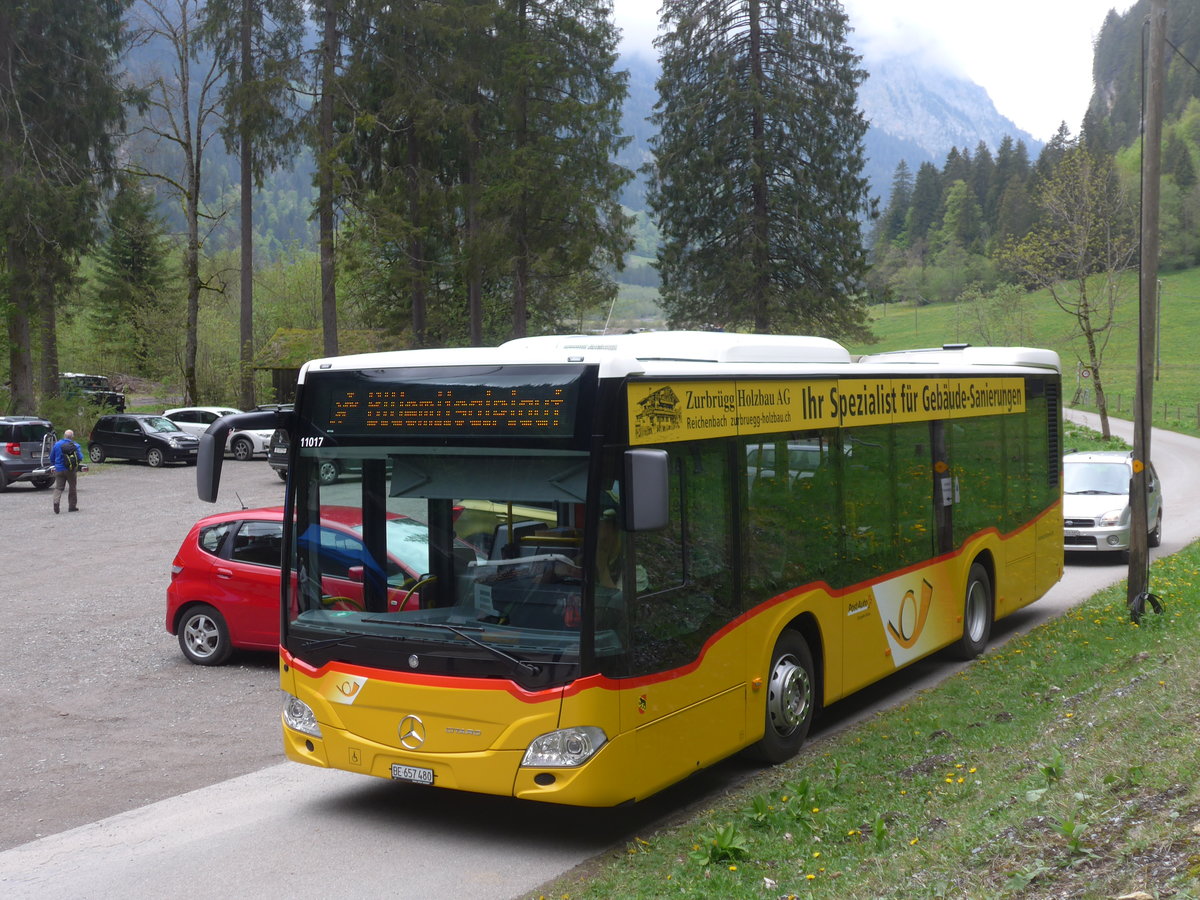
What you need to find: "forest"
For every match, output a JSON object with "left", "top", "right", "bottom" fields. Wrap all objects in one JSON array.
[{"left": 3, "top": 0, "right": 1200, "bottom": 419}]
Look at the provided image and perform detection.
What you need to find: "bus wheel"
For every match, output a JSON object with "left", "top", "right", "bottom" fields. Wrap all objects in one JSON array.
[
  {"left": 953, "top": 562, "right": 993, "bottom": 660},
  {"left": 751, "top": 631, "right": 816, "bottom": 764}
]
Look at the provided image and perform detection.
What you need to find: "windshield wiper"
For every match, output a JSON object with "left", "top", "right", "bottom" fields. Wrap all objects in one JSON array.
[
  {"left": 302, "top": 630, "right": 368, "bottom": 651},
  {"left": 300, "top": 629, "right": 411, "bottom": 652},
  {"left": 365, "top": 618, "right": 542, "bottom": 677}
]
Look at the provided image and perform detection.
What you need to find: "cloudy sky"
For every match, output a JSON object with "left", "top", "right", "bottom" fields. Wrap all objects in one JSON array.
[{"left": 610, "top": 0, "right": 1136, "bottom": 142}]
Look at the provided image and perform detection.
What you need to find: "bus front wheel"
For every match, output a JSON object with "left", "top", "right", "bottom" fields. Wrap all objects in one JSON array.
[
  {"left": 953, "top": 562, "right": 993, "bottom": 660},
  {"left": 750, "top": 630, "right": 816, "bottom": 764}
]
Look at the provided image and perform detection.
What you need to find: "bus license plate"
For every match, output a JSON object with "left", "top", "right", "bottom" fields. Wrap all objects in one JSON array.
[{"left": 391, "top": 764, "right": 434, "bottom": 785}]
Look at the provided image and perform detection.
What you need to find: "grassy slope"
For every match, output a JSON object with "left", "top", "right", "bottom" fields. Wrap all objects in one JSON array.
[
  {"left": 527, "top": 431, "right": 1200, "bottom": 899},
  {"left": 847, "top": 268, "right": 1200, "bottom": 437}
]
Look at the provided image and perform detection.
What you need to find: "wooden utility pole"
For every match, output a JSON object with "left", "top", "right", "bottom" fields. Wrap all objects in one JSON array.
[
  {"left": 1128, "top": 0, "right": 1166, "bottom": 609},
  {"left": 239, "top": 0, "right": 255, "bottom": 409}
]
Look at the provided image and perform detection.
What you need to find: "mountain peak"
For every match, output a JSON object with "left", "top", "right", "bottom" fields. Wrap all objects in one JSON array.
[{"left": 859, "top": 50, "right": 1040, "bottom": 163}]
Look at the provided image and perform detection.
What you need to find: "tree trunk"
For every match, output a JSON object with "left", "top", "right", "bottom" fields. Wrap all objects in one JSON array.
[
  {"left": 467, "top": 104, "right": 482, "bottom": 345},
  {"left": 5, "top": 240, "right": 35, "bottom": 414},
  {"left": 184, "top": 187, "right": 201, "bottom": 405},
  {"left": 406, "top": 134, "right": 426, "bottom": 345},
  {"left": 318, "top": 0, "right": 338, "bottom": 357},
  {"left": 1082, "top": 324, "right": 1111, "bottom": 440},
  {"left": 511, "top": 0, "right": 529, "bottom": 339},
  {"left": 749, "top": 0, "right": 770, "bottom": 332},
  {"left": 38, "top": 271, "right": 60, "bottom": 401},
  {"left": 238, "top": 0, "right": 255, "bottom": 408}
]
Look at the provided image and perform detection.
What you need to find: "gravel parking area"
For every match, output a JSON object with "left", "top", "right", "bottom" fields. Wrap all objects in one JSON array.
[{"left": 0, "top": 457, "right": 289, "bottom": 851}]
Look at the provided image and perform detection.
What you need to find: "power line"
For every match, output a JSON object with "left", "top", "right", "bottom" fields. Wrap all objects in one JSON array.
[{"left": 1164, "top": 38, "right": 1200, "bottom": 79}]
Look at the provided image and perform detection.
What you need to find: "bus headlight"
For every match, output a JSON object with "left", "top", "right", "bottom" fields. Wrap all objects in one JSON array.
[
  {"left": 283, "top": 694, "right": 322, "bottom": 738},
  {"left": 521, "top": 726, "right": 607, "bottom": 768}
]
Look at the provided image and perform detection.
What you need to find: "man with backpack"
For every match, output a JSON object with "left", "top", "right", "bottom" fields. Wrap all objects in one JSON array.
[{"left": 50, "top": 429, "right": 86, "bottom": 514}]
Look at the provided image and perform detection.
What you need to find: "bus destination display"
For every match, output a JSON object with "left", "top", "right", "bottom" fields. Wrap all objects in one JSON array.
[{"left": 319, "top": 381, "right": 578, "bottom": 437}]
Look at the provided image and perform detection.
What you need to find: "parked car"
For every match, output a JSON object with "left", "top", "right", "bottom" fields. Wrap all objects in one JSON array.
[
  {"left": 267, "top": 425, "right": 360, "bottom": 484},
  {"left": 59, "top": 372, "right": 126, "bottom": 411},
  {"left": 745, "top": 440, "right": 822, "bottom": 492},
  {"left": 1063, "top": 450, "right": 1163, "bottom": 555},
  {"left": 88, "top": 414, "right": 200, "bottom": 467},
  {"left": 163, "top": 406, "right": 271, "bottom": 461},
  {"left": 0, "top": 416, "right": 56, "bottom": 491},
  {"left": 165, "top": 505, "right": 482, "bottom": 665}
]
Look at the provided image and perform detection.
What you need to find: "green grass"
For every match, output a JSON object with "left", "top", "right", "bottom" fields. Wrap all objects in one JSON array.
[
  {"left": 848, "top": 269, "right": 1200, "bottom": 437},
  {"left": 528, "top": 424, "right": 1200, "bottom": 899},
  {"left": 588, "top": 264, "right": 1200, "bottom": 439}
]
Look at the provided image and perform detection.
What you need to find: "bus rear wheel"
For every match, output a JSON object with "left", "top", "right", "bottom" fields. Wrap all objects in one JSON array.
[
  {"left": 953, "top": 562, "right": 993, "bottom": 659},
  {"left": 750, "top": 630, "right": 816, "bottom": 764}
]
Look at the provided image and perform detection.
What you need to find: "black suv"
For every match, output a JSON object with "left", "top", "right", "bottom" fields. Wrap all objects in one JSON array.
[
  {"left": 88, "top": 414, "right": 200, "bottom": 467},
  {"left": 60, "top": 372, "right": 126, "bottom": 411},
  {"left": 0, "top": 416, "right": 56, "bottom": 490}
]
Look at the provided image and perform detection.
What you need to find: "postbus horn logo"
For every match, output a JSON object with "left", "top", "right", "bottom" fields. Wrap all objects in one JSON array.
[{"left": 887, "top": 579, "right": 934, "bottom": 649}]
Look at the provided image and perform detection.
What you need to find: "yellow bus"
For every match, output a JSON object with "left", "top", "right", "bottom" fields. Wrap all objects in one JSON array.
[{"left": 197, "top": 332, "right": 1062, "bottom": 806}]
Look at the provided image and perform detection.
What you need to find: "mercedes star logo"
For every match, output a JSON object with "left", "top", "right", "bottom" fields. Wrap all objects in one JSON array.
[{"left": 398, "top": 714, "right": 426, "bottom": 750}]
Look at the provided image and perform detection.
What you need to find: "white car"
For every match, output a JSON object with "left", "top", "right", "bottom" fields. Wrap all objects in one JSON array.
[
  {"left": 163, "top": 406, "right": 273, "bottom": 462},
  {"left": 1063, "top": 450, "right": 1163, "bottom": 555}
]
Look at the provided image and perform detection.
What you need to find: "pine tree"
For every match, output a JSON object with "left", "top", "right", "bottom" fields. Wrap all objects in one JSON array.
[
  {"left": 971, "top": 141, "right": 996, "bottom": 219},
  {"left": 942, "top": 146, "right": 970, "bottom": 186},
  {"left": 92, "top": 177, "right": 175, "bottom": 375},
  {"left": 905, "top": 162, "right": 943, "bottom": 252},
  {"left": 339, "top": 0, "right": 630, "bottom": 345},
  {"left": 203, "top": 0, "right": 305, "bottom": 407},
  {"left": 489, "top": 0, "right": 632, "bottom": 338},
  {"left": 0, "top": 0, "right": 126, "bottom": 412},
  {"left": 648, "top": 0, "right": 873, "bottom": 338},
  {"left": 1164, "top": 131, "right": 1196, "bottom": 188},
  {"left": 936, "top": 180, "right": 983, "bottom": 252},
  {"left": 877, "top": 160, "right": 914, "bottom": 246}
]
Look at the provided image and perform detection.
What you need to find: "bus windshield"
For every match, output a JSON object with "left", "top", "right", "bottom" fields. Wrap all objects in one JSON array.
[{"left": 283, "top": 445, "right": 623, "bottom": 685}]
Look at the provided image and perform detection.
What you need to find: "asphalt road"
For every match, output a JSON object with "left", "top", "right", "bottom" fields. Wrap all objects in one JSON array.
[{"left": 0, "top": 412, "right": 1195, "bottom": 899}]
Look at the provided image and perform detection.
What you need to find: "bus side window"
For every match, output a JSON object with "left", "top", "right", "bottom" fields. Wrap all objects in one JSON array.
[
  {"left": 627, "top": 458, "right": 683, "bottom": 598},
  {"left": 624, "top": 443, "right": 734, "bottom": 676}
]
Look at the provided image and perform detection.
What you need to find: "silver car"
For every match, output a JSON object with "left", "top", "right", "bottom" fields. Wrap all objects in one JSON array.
[
  {"left": 1063, "top": 450, "right": 1162, "bottom": 555},
  {"left": 164, "top": 406, "right": 272, "bottom": 462}
]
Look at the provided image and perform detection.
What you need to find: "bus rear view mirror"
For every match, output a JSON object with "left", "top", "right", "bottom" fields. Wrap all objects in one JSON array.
[{"left": 624, "top": 449, "right": 669, "bottom": 531}]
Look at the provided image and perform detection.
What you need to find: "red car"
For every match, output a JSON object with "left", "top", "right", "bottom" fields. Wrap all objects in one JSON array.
[{"left": 166, "top": 506, "right": 479, "bottom": 665}]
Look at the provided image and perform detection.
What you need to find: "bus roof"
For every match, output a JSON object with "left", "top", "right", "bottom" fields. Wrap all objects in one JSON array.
[{"left": 297, "top": 333, "right": 1060, "bottom": 383}]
